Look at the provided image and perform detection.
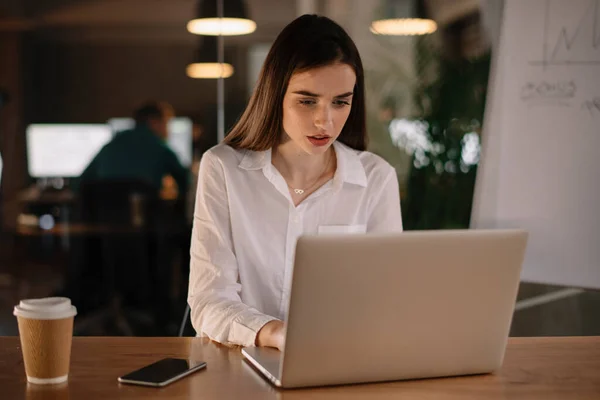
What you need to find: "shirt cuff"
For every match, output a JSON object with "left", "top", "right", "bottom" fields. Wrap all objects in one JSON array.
[{"left": 229, "top": 312, "right": 279, "bottom": 347}]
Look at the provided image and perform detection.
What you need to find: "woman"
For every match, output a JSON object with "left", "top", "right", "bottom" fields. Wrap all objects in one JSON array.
[{"left": 188, "top": 14, "right": 403, "bottom": 350}]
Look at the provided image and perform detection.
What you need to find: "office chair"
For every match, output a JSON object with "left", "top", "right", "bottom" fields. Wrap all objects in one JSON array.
[{"left": 72, "top": 179, "right": 160, "bottom": 336}]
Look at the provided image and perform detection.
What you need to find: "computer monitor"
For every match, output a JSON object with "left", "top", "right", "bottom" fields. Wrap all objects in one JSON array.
[
  {"left": 106, "top": 117, "right": 193, "bottom": 167},
  {"left": 26, "top": 124, "right": 113, "bottom": 178},
  {"left": 167, "top": 117, "right": 193, "bottom": 167},
  {"left": 107, "top": 117, "right": 135, "bottom": 134}
]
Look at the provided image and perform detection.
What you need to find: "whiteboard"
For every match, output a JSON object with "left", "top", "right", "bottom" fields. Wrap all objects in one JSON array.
[{"left": 471, "top": 0, "right": 600, "bottom": 289}]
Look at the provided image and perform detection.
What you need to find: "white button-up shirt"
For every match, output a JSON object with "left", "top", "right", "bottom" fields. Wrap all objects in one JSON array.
[{"left": 188, "top": 141, "right": 403, "bottom": 347}]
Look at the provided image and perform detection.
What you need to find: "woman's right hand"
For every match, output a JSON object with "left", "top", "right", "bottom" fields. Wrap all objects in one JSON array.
[{"left": 256, "top": 320, "right": 285, "bottom": 351}]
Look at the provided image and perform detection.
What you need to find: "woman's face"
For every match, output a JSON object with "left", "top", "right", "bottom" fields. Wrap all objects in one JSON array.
[{"left": 281, "top": 63, "right": 356, "bottom": 155}]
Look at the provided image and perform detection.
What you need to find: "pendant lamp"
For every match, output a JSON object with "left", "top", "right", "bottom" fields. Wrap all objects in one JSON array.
[
  {"left": 371, "top": 0, "right": 437, "bottom": 36},
  {"left": 187, "top": 0, "right": 256, "bottom": 36},
  {"left": 186, "top": 36, "right": 234, "bottom": 79}
]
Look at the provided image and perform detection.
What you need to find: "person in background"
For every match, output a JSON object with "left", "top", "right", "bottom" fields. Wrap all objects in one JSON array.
[
  {"left": 79, "top": 101, "right": 189, "bottom": 197},
  {"left": 71, "top": 101, "right": 189, "bottom": 335}
]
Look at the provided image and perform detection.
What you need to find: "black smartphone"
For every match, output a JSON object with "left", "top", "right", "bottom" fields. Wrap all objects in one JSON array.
[{"left": 118, "top": 358, "right": 207, "bottom": 387}]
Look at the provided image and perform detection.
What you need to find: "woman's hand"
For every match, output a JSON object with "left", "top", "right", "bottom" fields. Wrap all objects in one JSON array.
[{"left": 256, "top": 320, "right": 285, "bottom": 351}]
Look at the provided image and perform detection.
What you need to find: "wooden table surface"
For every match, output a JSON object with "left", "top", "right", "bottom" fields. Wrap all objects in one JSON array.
[{"left": 1, "top": 336, "right": 599, "bottom": 399}]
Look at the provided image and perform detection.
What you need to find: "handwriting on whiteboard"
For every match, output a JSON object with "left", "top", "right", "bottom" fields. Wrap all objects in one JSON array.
[
  {"left": 520, "top": 80, "right": 576, "bottom": 106},
  {"left": 529, "top": 0, "right": 600, "bottom": 69},
  {"left": 582, "top": 97, "right": 600, "bottom": 115}
]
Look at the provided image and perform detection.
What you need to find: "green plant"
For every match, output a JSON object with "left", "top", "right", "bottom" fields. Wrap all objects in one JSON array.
[{"left": 401, "top": 34, "right": 491, "bottom": 230}]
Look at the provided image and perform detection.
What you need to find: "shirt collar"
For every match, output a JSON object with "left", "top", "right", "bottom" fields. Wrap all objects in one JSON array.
[
  {"left": 332, "top": 141, "right": 368, "bottom": 187},
  {"left": 238, "top": 140, "right": 367, "bottom": 188},
  {"left": 238, "top": 148, "right": 270, "bottom": 171}
]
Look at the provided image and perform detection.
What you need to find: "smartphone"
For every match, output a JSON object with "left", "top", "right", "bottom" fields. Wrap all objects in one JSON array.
[{"left": 118, "top": 358, "right": 207, "bottom": 387}]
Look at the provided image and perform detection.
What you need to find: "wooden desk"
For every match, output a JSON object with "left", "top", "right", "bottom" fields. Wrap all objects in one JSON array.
[
  {"left": 16, "top": 187, "right": 76, "bottom": 205},
  {"left": 15, "top": 223, "right": 156, "bottom": 236},
  {"left": 1, "top": 337, "right": 599, "bottom": 399},
  {"left": 16, "top": 186, "right": 179, "bottom": 205}
]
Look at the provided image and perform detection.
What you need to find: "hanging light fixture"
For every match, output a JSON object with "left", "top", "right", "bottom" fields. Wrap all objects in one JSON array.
[
  {"left": 186, "top": 36, "right": 234, "bottom": 79},
  {"left": 371, "top": 0, "right": 437, "bottom": 36},
  {"left": 187, "top": 0, "right": 251, "bottom": 141},
  {"left": 187, "top": 0, "right": 256, "bottom": 36}
]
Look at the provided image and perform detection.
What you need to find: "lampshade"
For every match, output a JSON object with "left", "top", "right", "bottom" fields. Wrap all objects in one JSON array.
[
  {"left": 371, "top": 0, "right": 437, "bottom": 36},
  {"left": 186, "top": 37, "right": 234, "bottom": 79},
  {"left": 187, "top": 0, "right": 256, "bottom": 36}
]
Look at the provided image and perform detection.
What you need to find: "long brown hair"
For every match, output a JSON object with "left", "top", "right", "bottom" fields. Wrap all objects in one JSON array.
[{"left": 224, "top": 14, "right": 367, "bottom": 151}]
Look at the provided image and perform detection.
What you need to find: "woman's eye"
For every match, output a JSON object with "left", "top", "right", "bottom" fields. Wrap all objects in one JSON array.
[
  {"left": 333, "top": 100, "right": 351, "bottom": 107},
  {"left": 299, "top": 99, "right": 316, "bottom": 106}
]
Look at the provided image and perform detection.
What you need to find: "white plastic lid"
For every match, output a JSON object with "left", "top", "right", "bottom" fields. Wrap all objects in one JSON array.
[{"left": 13, "top": 297, "right": 77, "bottom": 320}]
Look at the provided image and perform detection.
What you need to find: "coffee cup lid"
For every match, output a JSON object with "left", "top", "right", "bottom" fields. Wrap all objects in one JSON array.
[{"left": 13, "top": 297, "right": 77, "bottom": 320}]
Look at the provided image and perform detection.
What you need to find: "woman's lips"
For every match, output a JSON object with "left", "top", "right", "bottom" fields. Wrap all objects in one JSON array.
[{"left": 307, "top": 136, "right": 331, "bottom": 146}]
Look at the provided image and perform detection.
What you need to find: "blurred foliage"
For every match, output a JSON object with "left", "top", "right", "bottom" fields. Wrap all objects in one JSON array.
[{"left": 401, "top": 34, "right": 491, "bottom": 230}]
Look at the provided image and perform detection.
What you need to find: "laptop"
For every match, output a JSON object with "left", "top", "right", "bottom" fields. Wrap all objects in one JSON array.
[{"left": 242, "top": 229, "right": 528, "bottom": 388}]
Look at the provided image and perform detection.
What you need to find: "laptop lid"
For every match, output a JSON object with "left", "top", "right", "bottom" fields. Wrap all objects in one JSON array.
[{"left": 279, "top": 229, "right": 527, "bottom": 388}]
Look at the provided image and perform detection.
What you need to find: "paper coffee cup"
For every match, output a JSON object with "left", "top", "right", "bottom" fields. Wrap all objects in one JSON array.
[{"left": 13, "top": 297, "right": 77, "bottom": 385}]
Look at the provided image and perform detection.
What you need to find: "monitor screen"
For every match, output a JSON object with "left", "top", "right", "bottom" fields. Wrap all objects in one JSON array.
[
  {"left": 106, "top": 117, "right": 193, "bottom": 167},
  {"left": 107, "top": 117, "right": 135, "bottom": 134},
  {"left": 26, "top": 124, "right": 113, "bottom": 178},
  {"left": 167, "top": 117, "right": 193, "bottom": 167}
]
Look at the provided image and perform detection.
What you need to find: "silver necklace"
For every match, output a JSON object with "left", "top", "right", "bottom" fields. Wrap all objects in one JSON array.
[{"left": 286, "top": 152, "right": 332, "bottom": 195}]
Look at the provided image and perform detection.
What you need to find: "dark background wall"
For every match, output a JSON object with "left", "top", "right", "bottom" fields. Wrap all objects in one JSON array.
[
  {"left": 26, "top": 40, "right": 249, "bottom": 125},
  {"left": 0, "top": 32, "right": 26, "bottom": 231}
]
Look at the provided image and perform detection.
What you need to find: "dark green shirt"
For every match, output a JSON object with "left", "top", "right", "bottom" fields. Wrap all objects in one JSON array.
[{"left": 78, "top": 126, "right": 189, "bottom": 195}]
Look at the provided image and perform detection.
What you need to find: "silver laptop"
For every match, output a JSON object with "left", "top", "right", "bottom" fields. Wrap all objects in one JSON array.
[{"left": 242, "top": 229, "right": 528, "bottom": 388}]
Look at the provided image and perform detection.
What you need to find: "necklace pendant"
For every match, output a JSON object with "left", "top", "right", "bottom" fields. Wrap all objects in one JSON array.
[{"left": 294, "top": 189, "right": 304, "bottom": 195}]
